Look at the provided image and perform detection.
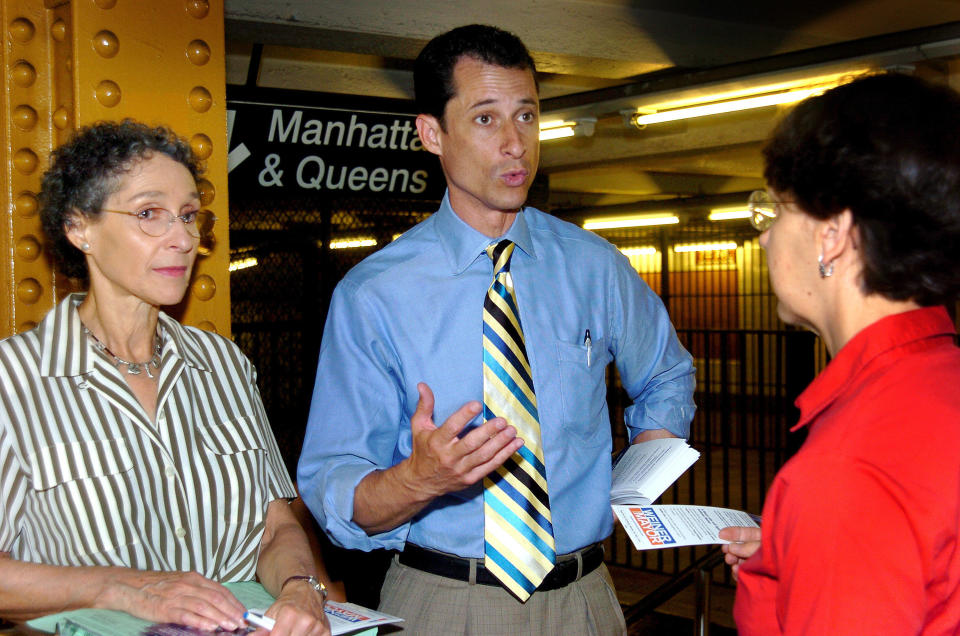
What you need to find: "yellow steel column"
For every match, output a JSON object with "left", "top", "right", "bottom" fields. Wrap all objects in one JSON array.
[
  {"left": 2, "top": 0, "right": 230, "bottom": 338},
  {"left": 2, "top": 1, "right": 62, "bottom": 336}
]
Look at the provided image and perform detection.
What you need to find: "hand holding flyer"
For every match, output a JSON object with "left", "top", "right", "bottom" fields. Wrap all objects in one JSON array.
[
  {"left": 609, "top": 440, "right": 759, "bottom": 551},
  {"left": 614, "top": 504, "right": 759, "bottom": 550}
]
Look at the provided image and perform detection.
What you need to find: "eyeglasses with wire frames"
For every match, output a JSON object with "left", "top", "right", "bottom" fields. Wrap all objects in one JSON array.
[
  {"left": 100, "top": 207, "right": 217, "bottom": 239},
  {"left": 747, "top": 190, "right": 792, "bottom": 232}
]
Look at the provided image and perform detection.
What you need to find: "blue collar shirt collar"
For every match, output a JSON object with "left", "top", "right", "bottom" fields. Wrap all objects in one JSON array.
[{"left": 434, "top": 192, "right": 538, "bottom": 276}]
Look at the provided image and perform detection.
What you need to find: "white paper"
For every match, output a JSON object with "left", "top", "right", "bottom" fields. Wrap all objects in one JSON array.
[
  {"left": 613, "top": 504, "right": 759, "bottom": 550},
  {"left": 610, "top": 438, "right": 700, "bottom": 505},
  {"left": 326, "top": 601, "right": 404, "bottom": 635}
]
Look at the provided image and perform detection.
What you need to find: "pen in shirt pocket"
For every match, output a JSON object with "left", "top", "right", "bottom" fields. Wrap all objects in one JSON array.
[{"left": 584, "top": 329, "right": 592, "bottom": 368}]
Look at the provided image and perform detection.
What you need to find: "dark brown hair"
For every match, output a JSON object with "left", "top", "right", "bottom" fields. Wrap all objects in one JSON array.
[{"left": 764, "top": 73, "right": 960, "bottom": 305}]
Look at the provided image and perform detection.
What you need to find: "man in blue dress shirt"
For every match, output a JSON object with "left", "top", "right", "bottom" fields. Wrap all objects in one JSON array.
[{"left": 298, "top": 24, "right": 696, "bottom": 633}]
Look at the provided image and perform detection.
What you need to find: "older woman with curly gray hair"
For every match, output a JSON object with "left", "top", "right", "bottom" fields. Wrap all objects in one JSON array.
[{"left": 0, "top": 120, "right": 331, "bottom": 635}]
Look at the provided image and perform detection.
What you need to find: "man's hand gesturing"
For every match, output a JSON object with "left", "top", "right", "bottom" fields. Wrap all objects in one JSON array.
[
  {"left": 352, "top": 382, "right": 524, "bottom": 534},
  {"left": 403, "top": 382, "right": 524, "bottom": 498}
]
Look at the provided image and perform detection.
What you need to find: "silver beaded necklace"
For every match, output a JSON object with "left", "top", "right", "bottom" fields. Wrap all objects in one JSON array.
[{"left": 83, "top": 326, "right": 162, "bottom": 378}]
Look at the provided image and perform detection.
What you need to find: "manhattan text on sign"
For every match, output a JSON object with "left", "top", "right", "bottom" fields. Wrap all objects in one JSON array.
[{"left": 227, "top": 100, "right": 444, "bottom": 200}]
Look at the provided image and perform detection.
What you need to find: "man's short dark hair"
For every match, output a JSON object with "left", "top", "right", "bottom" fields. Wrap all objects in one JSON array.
[
  {"left": 40, "top": 119, "right": 201, "bottom": 282},
  {"left": 414, "top": 24, "right": 537, "bottom": 129},
  {"left": 763, "top": 72, "right": 960, "bottom": 306}
]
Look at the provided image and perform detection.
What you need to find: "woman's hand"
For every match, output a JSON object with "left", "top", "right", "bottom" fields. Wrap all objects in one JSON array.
[
  {"left": 254, "top": 583, "right": 330, "bottom": 636},
  {"left": 718, "top": 525, "right": 762, "bottom": 581},
  {"left": 253, "top": 498, "right": 335, "bottom": 635},
  {"left": 106, "top": 570, "right": 246, "bottom": 631}
]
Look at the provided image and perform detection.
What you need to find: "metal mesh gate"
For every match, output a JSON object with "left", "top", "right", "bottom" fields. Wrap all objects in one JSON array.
[
  {"left": 586, "top": 218, "right": 818, "bottom": 578},
  {"left": 229, "top": 196, "right": 435, "bottom": 474}
]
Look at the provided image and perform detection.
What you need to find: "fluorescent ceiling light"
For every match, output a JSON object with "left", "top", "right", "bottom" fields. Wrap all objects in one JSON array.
[
  {"left": 619, "top": 246, "right": 657, "bottom": 256},
  {"left": 708, "top": 207, "right": 751, "bottom": 221},
  {"left": 539, "top": 117, "right": 596, "bottom": 141},
  {"left": 633, "top": 87, "right": 823, "bottom": 126},
  {"left": 228, "top": 256, "right": 258, "bottom": 272},
  {"left": 539, "top": 125, "right": 575, "bottom": 141},
  {"left": 674, "top": 241, "right": 738, "bottom": 253},
  {"left": 329, "top": 238, "right": 377, "bottom": 249},
  {"left": 583, "top": 215, "right": 680, "bottom": 230},
  {"left": 629, "top": 69, "right": 870, "bottom": 127}
]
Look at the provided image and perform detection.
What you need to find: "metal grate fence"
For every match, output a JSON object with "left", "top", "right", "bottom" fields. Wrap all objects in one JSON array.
[
  {"left": 230, "top": 196, "right": 434, "bottom": 475},
  {"left": 588, "top": 219, "right": 818, "bottom": 580}
]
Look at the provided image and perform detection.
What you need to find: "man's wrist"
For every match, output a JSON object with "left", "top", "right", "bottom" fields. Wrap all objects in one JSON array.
[
  {"left": 393, "top": 458, "right": 441, "bottom": 502},
  {"left": 632, "top": 428, "right": 678, "bottom": 443}
]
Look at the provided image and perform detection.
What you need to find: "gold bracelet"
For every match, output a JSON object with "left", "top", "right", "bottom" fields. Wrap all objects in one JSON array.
[{"left": 281, "top": 574, "right": 328, "bottom": 600}]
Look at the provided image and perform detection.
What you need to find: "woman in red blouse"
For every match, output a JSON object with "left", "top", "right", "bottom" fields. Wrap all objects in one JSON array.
[{"left": 722, "top": 73, "right": 960, "bottom": 634}]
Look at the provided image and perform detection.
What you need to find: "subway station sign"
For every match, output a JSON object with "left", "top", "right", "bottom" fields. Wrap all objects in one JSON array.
[{"left": 226, "top": 98, "right": 444, "bottom": 200}]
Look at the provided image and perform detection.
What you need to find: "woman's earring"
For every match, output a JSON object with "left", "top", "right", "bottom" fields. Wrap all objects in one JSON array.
[
  {"left": 80, "top": 242, "right": 90, "bottom": 252},
  {"left": 818, "top": 254, "right": 834, "bottom": 278}
]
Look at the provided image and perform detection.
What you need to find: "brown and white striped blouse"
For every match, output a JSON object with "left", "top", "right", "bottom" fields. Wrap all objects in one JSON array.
[{"left": 0, "top": 293, "right": 296, "bottom": 581}]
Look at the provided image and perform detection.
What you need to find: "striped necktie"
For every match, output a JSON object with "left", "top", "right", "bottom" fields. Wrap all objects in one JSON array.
[{"left": 482, "top": 239, "right": 556, "bottom": 601}]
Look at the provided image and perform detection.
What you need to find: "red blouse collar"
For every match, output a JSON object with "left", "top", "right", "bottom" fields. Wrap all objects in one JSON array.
[{"left": 793, "top": 306, "right": 956, "bottom": 431}]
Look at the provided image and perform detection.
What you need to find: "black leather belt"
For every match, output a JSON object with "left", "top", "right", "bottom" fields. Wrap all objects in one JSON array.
[{"left": 398, "top": 543, "right": 604, "bottom": 592}]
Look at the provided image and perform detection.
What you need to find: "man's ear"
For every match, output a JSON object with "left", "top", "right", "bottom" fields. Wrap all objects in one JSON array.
[
  {"left": 415, "top": 114, "right": 443, "bottom": 157},
  {"left": 64, "top": 210, "right": 89, "bottom": 252},
  {"left": 819, "top": 208, "right": 855, "bottom": 266}
]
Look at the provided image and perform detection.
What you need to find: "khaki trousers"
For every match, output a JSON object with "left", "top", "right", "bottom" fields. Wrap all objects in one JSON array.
[{"left": 378, "top": 556, "right": 627, "bottom": 635}]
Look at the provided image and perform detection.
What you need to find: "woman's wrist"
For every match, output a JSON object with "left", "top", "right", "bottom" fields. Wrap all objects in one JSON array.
[
  {"left": 92, "top": 566, "right": 135, "bottom": 611},
  {"left": 280, "top": 574, "right": 327, "bottom": 602}
]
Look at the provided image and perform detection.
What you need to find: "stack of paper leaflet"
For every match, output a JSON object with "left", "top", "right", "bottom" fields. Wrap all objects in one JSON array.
[
  {"left": 26, "top": 581, "right": 402, "bottom": 636},
  {"left": 610, "top": 438, "right": 759, "bottom": 550}
]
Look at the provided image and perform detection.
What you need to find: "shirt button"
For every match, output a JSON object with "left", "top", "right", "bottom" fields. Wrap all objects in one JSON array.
[
  {"left": 77, "top": 382, "right": 89, "bottom": 390},
  {"left": 165, "top": 466, "right": 176, "bottom": 478},
  {"left": 175, "top": 527, "right": 187, "bottom": 538}
]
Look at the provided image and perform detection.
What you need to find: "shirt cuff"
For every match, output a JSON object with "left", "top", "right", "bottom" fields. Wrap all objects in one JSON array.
[
  {"left": 316, "top": 462, "right": 412, "bottom": 552},
  {"left": 626, "top": 402, "right": 696, "bottom": 440}
]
